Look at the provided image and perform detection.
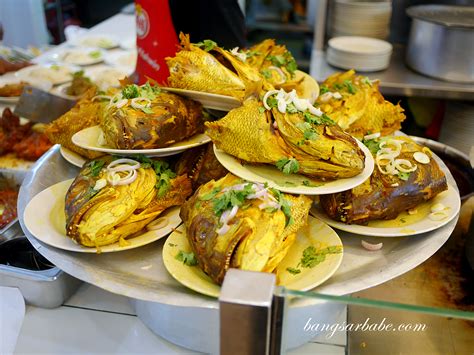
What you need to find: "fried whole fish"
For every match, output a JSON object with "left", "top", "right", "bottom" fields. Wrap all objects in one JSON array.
[
  {"left": 320, "top": 136, "right": 448, "bottom": 224},
  {"left": 45, "top": 88, "right": 104, "bottom": 159},
  {"left": 206, "top": 92, "right": 365, "bottom": 180},
  {"left": 180, "top": 173, "right": 312, "bottom": 284},
  {"left": 65, "top": 155, "right": 192, "bottom": 247},
  {"left": 101, "top": 83, "right": 204, "bottom": 150},
  {"left": 316, "top": 70, "right": 405, "bottom": 139},
  {"left": 166, "top": 34, "right": 247, "bottom": 99}
]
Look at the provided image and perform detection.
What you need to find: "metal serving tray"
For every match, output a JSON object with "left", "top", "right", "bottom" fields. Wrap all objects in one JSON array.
[{"left": 0, "top": 168, "right": 81, "bottom": 308}]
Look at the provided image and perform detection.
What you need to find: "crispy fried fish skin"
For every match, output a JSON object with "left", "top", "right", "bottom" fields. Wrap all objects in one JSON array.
[
  {"left": 317, "top": 70, "right": 405, "bottom": 139},
  {"left": 180, "top": 174, "right": 312, "bottom": 284},
  {"left": 45, "top": 88, "right": 104, "bottom": 159},
  {"left": 101, "top": 91, "right": 203, "bottom": 149},
  {"left": 206, "top": 100, "right": 290, "bottom": 163},
  {"left": 205, "top": 99, "right": 365, "bottom": 180},
  {"left": 320, "top": 137, "right": 448, "bottom": 224},
  {"left": 65, "top": 156, "right": 192, "bottom": 247},
  {"left": 166, "top": 34, "right": 246, "bottom": 99}
]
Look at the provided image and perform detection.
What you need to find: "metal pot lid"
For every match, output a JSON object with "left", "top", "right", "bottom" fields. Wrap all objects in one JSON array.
[{"left": 407, "top": 5, "right": 474, "bottom": 28}]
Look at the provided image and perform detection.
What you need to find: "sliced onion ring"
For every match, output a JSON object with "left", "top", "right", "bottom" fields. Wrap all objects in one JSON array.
[
  {"left": 107, "top": 158, "right": 141, "bottom": 172},
  {"left": 262, "top": 90, "right": 280, "bottom": 110},
  {"left": 268, "top": 66, "right": 287, "bottom": 85},
  {"left": 413, "top": 151, "right": 430, "bottom": 164},
  {"left": 107, "top": 169, "right": 137, "bottom": 186},
  {"left": 146, "top": 217, "right": 169, "bottom": 231},
  {"left": 429, "top": 211, "right": 449, "bottom": 221},
  {"left": 361, "top": 240, "right": 383, "bottom": 251},
  {"left": 363, "top": 132, "right": 381, "bottom": 140}
]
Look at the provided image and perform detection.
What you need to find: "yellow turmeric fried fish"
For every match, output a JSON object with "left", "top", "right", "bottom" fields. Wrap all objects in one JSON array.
[
  {"left": 316, "top": 70, "right": 405, "bottom": 139},
  {"left": 65, "top": 155, "right": 192, "bottom": 247},
  {"left": 180, "top": 173, "right": 312, "bottom": 284},
  {"left": 206, "top": 89, "right": 365, "bottom": 180}
]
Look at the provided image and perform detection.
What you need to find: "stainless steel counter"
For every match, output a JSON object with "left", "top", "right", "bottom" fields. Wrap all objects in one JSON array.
[{"left": 310, "top": 46, "right": 474, "bottom": 100}]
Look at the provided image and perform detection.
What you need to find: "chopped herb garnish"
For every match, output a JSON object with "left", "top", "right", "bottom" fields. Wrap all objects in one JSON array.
[
  {"left": 266, "top": 96, "right": 278, "bottom": 109},
  {"left": 246, "top": 50, "right": 261, "bottom": 58},
  {"left": 195, "top": 39, "right": 217, "bottom": 52},
  {"left": 261, "top": 69, "right": 272, "bottom": 79},
  {"left": 269, "top": 188, "right": 293, "bottom": 226},
  {"left": 266, "top": 52, "right": 297, "bottom": 76},
  {"left": 175, "top": 250, "right": 198, "bottom": 266},
  {"left": 398, "top": 172, "right": 411, "bottom": 181},
  {"left": 89, "top": 160, "right": 105, "bottom": 177},
  {"left": 212, "top": 183, "right": 255, "bottom": 216},
  {"left": 276, "top": 158, "right": 299, "bottom": 175},
  {"left": 258, "top": 106, "right": 267, "bottom": 114},
  {"left": 343, "top": 80, "right": 357, "bottom": 94},
  {"left": 319, "top": 85, "right": 330, "bottom": 95},
  {"left": 300, "top": 245, "right": 342, "bottom": 268},
  {"left": 132, "top": 155, "right": 176, "bottom": 197},
  {"left": 200, "top": 187, "right": 221, "bottom": 201},
  {"left": 287, "top": 267, "right": 301, "bottom": 275},
  {"left": 362, "top": 77, "right": 373, "bottom": 87},
  {"left": 302, "top": 180, "right": 321, "bottom": 187},
  {"left": 122, "top": 84, "right": 140, "bottom": 99},
  {"left": 303, "top": 112, "right": 335, "bottom": 126},
  {"left": 333, "top": 83, "right": 343, "bottom": 90},
  {"left": 267, "top": 54, "right": 286, "bottom": 66},
  {"left": 286, "top": 103, "right": 298, "bottom": 113},
  {"left": 362, "top": 138, "right": 381, "bottom": 155}
]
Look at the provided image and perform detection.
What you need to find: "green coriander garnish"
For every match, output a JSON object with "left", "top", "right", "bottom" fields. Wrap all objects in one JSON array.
[
  {"left": 303, "top": 112, "right": 335, "bottom": 126},
  {"left": 246, "top": 50, "right": 261, "bottom": 58},
  {"left": 200, "top": 187, "right": 221, "bottom": 201},
  {"left": 276, "top": 158, "right": 299, "bottom": 175},
  {"left": 362, "top": 77, "right": 373, "bottom": 87},
  {"left": 89, "top": 160, "right": 105, "bottom": 177},
  {"left": 343, "top": 80, "right": 357, "bottom": 94},
  {"left": 132, "top": 155, "right": 176, "bottom": 197},
  {"left": 287, "top": 267, "right": 301, "bottom": 275},
  {"left": 212, "top": 183, "right": 255, "bottom": 217},
  {"left": 261, "top": 69, "right": 272, "bottom": 79},
  {"left": 195, "top": 39, "right": 217, "bottom": 52},
  {"left": 122, "top": 84, "right": 140, "bottom": 99},
  {"left": 300, "top": 245, "right": 342, "bottom": 268},
  {"left": 175, "top": 250, "right": 198, "bottom": 266},
  {"left": 319, "top": 85, "right": 330, "bottom": 95},
  {"left": 398, "top": 172, "right": 411, "bottom": 181},
  {"left": 269, "top": 188, "right": 293, "bottom": 226},
  {"left": 258, "top": 106, "right": 267, "bottom": 114},
  {"left": 362, "top": 138, "right": 381, "bottom": 155},
  {"left": 89, "top": 50, "right": 102, "bottom": 59}
]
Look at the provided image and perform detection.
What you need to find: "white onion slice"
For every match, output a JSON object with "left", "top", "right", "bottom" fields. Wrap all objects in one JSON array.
[
  {"left": 308, "top": 105, "right": 323, "bottom": 117},
  {"left": 293, "top": 98, "right": 309, "bottom": 111},
  {"left": 146, "top": 217, "right": 169, "bottom": 231},
  {"left": 259, "top": 201, "right": 281, "bottom": 210},
  {"left": 361, "top": 240, "right": 383, "bottom": 251},
  {"left": 217, "top": 223, "right": 230, "bottom": 235},
  {"left": 131, "top": 97, "right": 151, "bottom": 110},
  {"left": 414, "top": 152, "right": 430, "bottom": 164},
  {"left": 318, "top": 92, "right": 333, "bottom": 103},
  {"left": 262, "top": 90, "right": 280, "bottom": 110},
  {"left": 115, "top": 99, "right": 128, "bottom": 108},
  {"left": 107, "top": 169, "right": 137, "bottom": 186},
  {"left": 228, "top": 205, "right": 239, "bottom": 221},
  {"left": 107, "top": 158, "right": 141, "bottom": 172},
  {"left": 407, "top": 208, "right": 418, "bottom": 215},
  {"left": 394, "top": 159, "right": 417, "bottom": 173},
  {"left": 268, "top": 66, "right": 287, "bottom": 84},
  {"left": 363, "top": 132, "right": 381, "bottom": 140},
  {"left": 332, "top": 92, "right": 342, "bottom": 99},
  {"left": 93, "top": 178, "right": 107, "bottom": 191}
]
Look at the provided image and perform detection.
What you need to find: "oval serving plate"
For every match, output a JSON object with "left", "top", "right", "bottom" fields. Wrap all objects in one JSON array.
[
  {"left": 213, "top": 140, "right": 374, "bottom": 195},
  {"left": 310, "top": 183, "right": 461, "bottom": 237},
  {"left": 162, "top": 216, "right": 343, "bottom": 298},
  {"left": 72, "top": 126, "right": 211, "bottom": 157},
  {"left": 23, "top": 179, "right": 182, "bottom": 253}
]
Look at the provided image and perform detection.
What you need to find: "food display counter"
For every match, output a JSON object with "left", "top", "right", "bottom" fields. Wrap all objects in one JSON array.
[{"left": 1, "top": 7, "right": 473, "bottom": 355}]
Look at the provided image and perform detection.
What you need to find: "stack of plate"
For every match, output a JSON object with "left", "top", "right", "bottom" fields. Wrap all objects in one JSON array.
[
  {"left": 327, "top": 36, "right": 393, "bottom": 72},
  {"left": 330, "top": 0, "right": 392, "bottom": 40}
]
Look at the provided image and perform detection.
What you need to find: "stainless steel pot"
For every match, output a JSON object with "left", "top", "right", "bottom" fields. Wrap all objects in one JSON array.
[{"left": 406, "top": 5, "right": 474, "bottom": 83}]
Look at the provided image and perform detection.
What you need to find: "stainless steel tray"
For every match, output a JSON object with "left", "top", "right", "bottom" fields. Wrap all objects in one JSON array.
[{"left": 0, "top": 167, "right": 81, "bottom": 308}]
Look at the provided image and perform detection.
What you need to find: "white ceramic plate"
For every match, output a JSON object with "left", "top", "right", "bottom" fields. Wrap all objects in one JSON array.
[
  {"left": 70, "top": 34, "right": 119, "bottom": 49},
  {"left": 85, "top": 66, "right": 132, "bottom": 90},
  {"left": 159, "top": 87, "right": 241, "bottom": 111},
  {"left": 59, "top": 146, "right": 86, "bottom": 168},
  {"left": 328, "top": 36, "right": 392, "bottom": 55},
  {"left": 50, "top": 48, "right": 105, "bottom": 66},
  {"left": 104, "top": 50, "right": 137, "bottom": 69},
  {"left": 23, "top": 179, "right": 182, "bottom": 253},
  {"left": 72, "top": 125, "right": 211, "bottom": 157},
  {"left": 162, "top": 216, "right": 343, "bottom": 298},
  {"left": 213, "top": 140, "right": 375, "bottom": 195},
  {"left": 310, "top": 184, "right": 461, "bottom": 237},
  {"left": 15, "top": 64, "right": 79, "bottom": 86}
]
